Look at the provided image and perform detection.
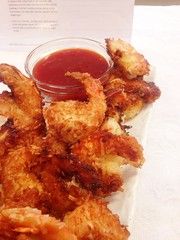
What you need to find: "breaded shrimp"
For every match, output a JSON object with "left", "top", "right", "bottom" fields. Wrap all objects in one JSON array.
[
  {"left": 71, "top": 131, "right": 144, "bottom": 195},
  {"left": 72, "top": 130, "right": 144, "bottom": 170},
  {"left": 33, "top": 155, "right": 120, "bottom": 211},
  {"left": 44, "top": 72, "right": 107, "bottom": 144},
  {"left": 106, "top": 39, "right": 150, "bottom": 79},
  {"left": 51, "top": 156, "right": 123, "bottom": 197},
  {"left": 0, "top": 207, "right": 77, "bottom": 240},
  {"left": 0, "top": 65, "right": 65, "bottom": 158},
  {"left": 64, "top": 199, "right": 129, "bottom": 240},
  {"left": 1, "top": 147, "right": 47, "bottom": 209},
  {"left": 105, "top": 77, "right": 161, "bottom": 120},
  {"left": 32, "top": 156, "right": 92, "bottom": 218},
  {"left": 122, "top": 78, "right": 161, "bottom": 104},
  {"left": 0, "top": 64, "right": 44, "bottom": 131}
]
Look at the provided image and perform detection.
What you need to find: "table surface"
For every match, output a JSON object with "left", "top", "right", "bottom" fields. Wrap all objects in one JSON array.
[
  {"left": 131, "top": 5, "right": 180, "bottom": 240},
  {"left": 0, "top": 4, "right": 180, "bottom": 240}
]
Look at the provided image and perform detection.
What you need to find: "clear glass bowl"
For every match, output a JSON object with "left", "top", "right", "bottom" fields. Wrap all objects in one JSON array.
[{"left": 25, "top": 37, "right": 113, "bottom": 102}]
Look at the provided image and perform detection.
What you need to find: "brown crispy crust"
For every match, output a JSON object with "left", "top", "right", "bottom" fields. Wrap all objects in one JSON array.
[
  {"left": 61, "top": 161, "right": 123, "bottom": 196},
  {"left": 69, "top": 131, "right": 144, "bottom": 196},
  {"left": 1, "top": 147, "right": 48, "bottom": 210},
  {"left": 0, "top": 207, "right": 77, "bottom": 240},
  {"left": 124, "top": 79, "right": 161, "bottom": 103},
  {"left": 106, "top": 39, "right": 150, "bottom": 79},
  {"left": 64, "top": 199, "right": 129, "bottom": 240},
  {"left": 39, "top": 156, "right": 123, "bottom": 197},
  {"left": 72, "top": 130, "right": 144, "bottom": 168},
  {"left": 0, "top": 64, "right": 44, "bottom": 131},
  {"left": 44, "top": 72, "right": 106, "bottom": 144},
  {"left": 105, "top": 77, "right": 161, "bottom": 120},
  {"left": 32, "top": 156, "right": 92, "bottom": 218}
]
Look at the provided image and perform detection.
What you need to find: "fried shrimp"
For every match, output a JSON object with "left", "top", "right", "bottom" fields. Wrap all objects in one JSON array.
[
  {"left": 71, "top": 131, "right": 144, "bottom": 195},
  {"left": 33, "top": 155, "right": 120, "bottom": 213},
  {"left": 50, "top": 156, "right": 122, "bottom": 197},
  {"left": 105, "top": 77, "right": 161, "bottom": 120},
  {"left": 32, "top": 156, "right": 92, "bottom": 218},
  {"left": 1, "top": 147, "right": 47, "bottom": 209},
  {"left": 72, "top": 130, "right": 144, "bottom": 169},
  {"left": 0, "top": 123, "right": 46, "bottom": 209},
  {"left": 106, "top": 39, "right": 150, "bottom": 79},
  {"left": 0, "top": 65, "right": 48, "bottom": 209},
  {"left": 0, "top": 64, "right": 44, "bottom": 131},
  {"left": 44, "top": 72, "right": 107, "bottom": 144},
  {"left": 0, "top": 207, "right": 77, "bottom": 240},
  {"left": 64, "top": 199, "right": 129, "bottom": 240},
  {"left": 72, "top": 131, "right": 144, "bottom": 196}
]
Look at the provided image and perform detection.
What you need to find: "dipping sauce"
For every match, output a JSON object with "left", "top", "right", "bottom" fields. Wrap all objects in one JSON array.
[{"left": 33, "top": 48, "right": 109, "bottom": 101}]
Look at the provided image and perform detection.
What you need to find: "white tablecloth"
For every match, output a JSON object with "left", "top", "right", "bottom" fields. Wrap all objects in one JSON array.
[{"left": 131, "top": 5, "right": 180, "bottom": 240}]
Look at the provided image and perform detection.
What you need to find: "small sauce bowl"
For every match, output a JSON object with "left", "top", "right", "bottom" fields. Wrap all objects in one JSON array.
[{"left": 25, "top": 37, "right": 113, "bottom": 102}]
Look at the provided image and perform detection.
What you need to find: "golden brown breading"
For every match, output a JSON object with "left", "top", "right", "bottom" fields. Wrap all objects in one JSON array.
[
  {"left": 106, "top": 39, "right": 150, "bottom": 79},
  {"left": 0, "top": 121, "right": 14, "bottom": 157},
  {"left": 0, "top": 64, "right": 46, "bottom": 157},
  {"left": 34, "top": 155, "right": 120, "bottom": 205},
  {"left": 71, "top": 131, "right": 144, "bottom": 195},
  {"left": 64, "top": 199, "right": 129, "bottom": 240},
  {"left": 0, "top": 128, "right": 47, "bottom": 210},
  {"left": 54, "top": 157, "right": 123, "bottom": 197},
  {"left": 0, "top": 65, "right": 50, "bottom": 210},
  {"left": 72, "top": 130, "right": 144, "bottom": 169},
  {"left": 0, "top": 122, "right": 46, "bottom": 190},
  {"left": 0, "top": 64, "right": 44, "bottom": 131},
  {"left": 106, "top": 91, "right": 144, "bottom": 121},
  {"left": 0, "top": 207, "right": 77, "bottom": 240},
  {"left": 0, "top": 64, "right": 66, "bottom": 158},
  {"left": 105, "top": 77, "right": 161, "bottom": 120},
  {"left": 45, "top": 129, "right": 67, "bottom": 157},
  {"left": 123, "top": 78, "right": 161, "bottom": 104},
  {"left": 44, "top": 72, "right": 107, "bottom": 144},
  {"left": 32, "top": 156, "right": 92, "bottom": 218},
  {"left": 1, "top": 147, "right": 48, "bottom": 210}
]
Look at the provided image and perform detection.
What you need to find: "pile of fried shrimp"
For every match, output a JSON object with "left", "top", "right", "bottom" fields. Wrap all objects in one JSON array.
[{"left": 0, "top": 39, "right": 160, "bottom": 240}]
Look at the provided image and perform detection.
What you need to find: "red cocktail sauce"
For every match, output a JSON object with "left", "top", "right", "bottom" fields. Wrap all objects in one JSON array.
[{"left": 33, "top": 48, "right": 109, "bottom": 101}]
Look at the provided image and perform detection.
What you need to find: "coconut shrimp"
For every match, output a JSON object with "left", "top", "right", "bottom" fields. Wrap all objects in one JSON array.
[
  {"left": 48, "top": 155, "right": 123, "bottom": 197},
  {"left": 64, "top": 199, "right": 129, "bottom": 240},
  {"left": 0, "top": 64, "right": 44, "bottom": 131},
  {"left": 0, "top": 147, "right": 48, "bottom": 209},
  {"left": 32, "top": 156, "right": 92, "bottom": 218},
  {"left": 72, "top": 130, "right": 144, "bottom": 170},
  {"left": 105, "top": 76, "right": 161, "bottom": 121},
  {"left": 44, "top": 72, "right": 107, "bottom": 144},
  {"left": 0, "top": 65, "right": 47, "bottom": 209},
  {"left": 0, "top": 64, "right": 67, "bottom": 158},
  {"left": 0, "top": 207, "right": 77, "bottom": 240},
  {"left": 106, "top": 39, "right": 150, "bottom": 79},
  {"left": 71, "top": 130, "right": 144, "bottom": 195}
]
